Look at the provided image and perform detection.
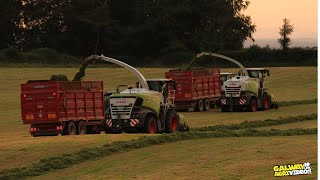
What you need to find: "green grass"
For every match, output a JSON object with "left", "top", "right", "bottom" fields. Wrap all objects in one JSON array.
[
  {"left": 257, "top": 119, "right": 317, "bottom": 130},
  {"left": 30, "top": 135, "right": 317, "bottom": 180},
  {"left": 0, "top": 128, "right": 317, "bottom": 179},
  {"left": 193, "top": 113, "right": 317, "bottom": 132},
  {"left": 182, "top": 104, "right": 317, "bottom": 128},
  {"left": 0, "top": 67, "right": 317, "bottom": 178},
  {"left": 0, "top": 134, "right": 148, "bottom": 171}
]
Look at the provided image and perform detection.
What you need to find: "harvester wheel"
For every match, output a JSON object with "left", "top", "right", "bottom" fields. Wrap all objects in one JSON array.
[
  {"left": 145, "top": 116, "right": 157, "bottom": 134},
  {"left": 76, "top": 121, "right": 86, "bottom": 135},
  {"left": 203, "top": 98, "right": 210, "bottom": 111},
  {"left": 195, "top": 99, "right": 204, "bottom": 112},
  {"left": 249, "top": 98, "right": 257, "bottom": 112},
  {"left": 165, "top": 110, "right": 180, "bottom": 133},
  {"left": 263, "top": 96, "right": 270, "bottom": 110},
  {"left": 65, "top": 121, "right": 76, "bottom": 135}
]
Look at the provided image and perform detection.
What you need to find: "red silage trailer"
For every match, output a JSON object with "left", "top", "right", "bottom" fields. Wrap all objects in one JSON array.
[
  {"left": 21, "top": 80, "right": 105, "bottom": 136},
  {"left": 165, "top": 69, "right": 221, "bottom": 111}
]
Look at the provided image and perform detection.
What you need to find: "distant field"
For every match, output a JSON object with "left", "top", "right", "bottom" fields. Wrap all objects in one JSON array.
[
  {"left": 0, "top": 67, "right": 317, "bottom": 178},
  {"left": 31, "top": 135, "right": 317, "bottom": 180}
]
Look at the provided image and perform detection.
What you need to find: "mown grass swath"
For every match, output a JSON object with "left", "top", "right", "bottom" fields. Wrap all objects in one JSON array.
[
  {"left": 194, "top": 113, "right": 317, "bottom": 132},
  {"left": 278, "top": 98, "right": 317, "bottom": 107},
  {"left": 0, "top": 127, "right": 317, "bottom": 180}
]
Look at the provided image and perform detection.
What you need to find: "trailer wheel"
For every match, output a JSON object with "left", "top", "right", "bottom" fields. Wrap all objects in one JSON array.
[
  {"left": 249, "top": 98, "right": 257, "bottom": 112},
  {"left": 195, "top": 99, "right": 204, "bottom": 112},
  {"left": 145, "top": 116, "right": 157, "bottom": 134},
  {"left": 203, "top": 98, "right": 210, "bottom": 111},
  {"left": 65, "top": 121, "right": 76, "bottom": 135},
  {"left": 76, "top": 121, "right": 86, "bottom": 135},
  {"left": 165, "top": 110, "right": 180, "bottom": 133}
]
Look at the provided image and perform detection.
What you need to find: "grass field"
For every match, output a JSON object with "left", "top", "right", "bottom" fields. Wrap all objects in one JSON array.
[
  {"left": 31, "top": 135, "right": 317, "bottom": 180},
  {"left": 0, "top": 66, "right": 317, "bottom": 179}
]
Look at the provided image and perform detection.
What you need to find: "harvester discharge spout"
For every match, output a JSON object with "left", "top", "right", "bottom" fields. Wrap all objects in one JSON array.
[
  {"left": 187, "top": 52, "right": 249, "bottom": 77},
  {"left": 73, "top": 54, "right": 149, "bottom": 90}
]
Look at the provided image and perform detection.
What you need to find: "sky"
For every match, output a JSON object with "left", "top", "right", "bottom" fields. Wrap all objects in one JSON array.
[{"left": 243, "top": 0, "right": 317, "bottom": 39}]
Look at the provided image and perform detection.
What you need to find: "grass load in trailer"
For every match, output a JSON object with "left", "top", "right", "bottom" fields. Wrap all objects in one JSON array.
[{"left": 21, "top": 80, "right": 105, "bottom": 136}]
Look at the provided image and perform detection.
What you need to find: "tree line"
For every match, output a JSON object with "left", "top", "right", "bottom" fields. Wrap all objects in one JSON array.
[{"left": 1, "top": 0, "right": 256, "bottom": 64}]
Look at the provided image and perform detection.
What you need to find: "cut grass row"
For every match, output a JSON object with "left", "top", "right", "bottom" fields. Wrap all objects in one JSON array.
[
  {"left": 257, "top": 120, "right": 316, "bottom": 130},
  {"left": 184, "top": 103, "right": 317, "bottom": 128},
  {"left": 278, "top": 98, "right": 317, "bottom": 107},
  {"left": 0, "top": 128, "right": 317, "bottom": 179},
  {"left": 193, "top": 113, "right": 317, "bottom": 132},
  {"left": 0, "top": 104, "right": 316, "bottom": 172},
  {"left": 33, "top": 135, "right": 317, "bottom": 180}
]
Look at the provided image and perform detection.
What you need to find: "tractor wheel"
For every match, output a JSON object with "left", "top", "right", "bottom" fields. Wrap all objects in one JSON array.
[
  {"left": 203, "top": 98, "right": 210, "bottom": 111},
  {"left": 195, "top": 99, "right": 204, "bottom": 112},
  {"left": 145, "top": 116, "right": 157, "bottom": 134},
  {"left": 221, "top": 105, "right": 230, "bottom": 112},
  {"left": 263, "top": 95, "right": 271, "bottom": 110},
  {"left": 76, "top": 121, "right": 86, "bottom": 135},
  {"left": 65, "top": 121, "right": 76, "bottom": 135},
  {"left": 165, "top": 109, "right": 180, "bottom": 133},
  {"left": 249, "top": 98, "right": 257, "bottom": 112}
]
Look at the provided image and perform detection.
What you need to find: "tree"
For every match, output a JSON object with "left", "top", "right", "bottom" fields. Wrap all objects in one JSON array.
[
  {"left": 0, "top": 0, "right": 22, "bottom": 49},
  {"left": 278, "top": 18, "right": 294, "bottom": 50},
  {"left": 16, "top": 0, "right": 256, "bottom": 63}
]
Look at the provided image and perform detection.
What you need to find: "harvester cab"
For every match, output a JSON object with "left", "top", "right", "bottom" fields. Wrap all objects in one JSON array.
[
  {"left": 239, "top": 68, "right": 270, "bottom": 89},
  {"left": 146, "top": 79, "right": 176, "bottom": 106},
  {"left": 220, "top": 72, "right": 236, "bottom": 87}
]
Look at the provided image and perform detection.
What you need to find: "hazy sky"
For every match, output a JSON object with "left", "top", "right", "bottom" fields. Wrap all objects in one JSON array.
[{"left": 244, "top": 0, "right": 317, "bottom": 39}]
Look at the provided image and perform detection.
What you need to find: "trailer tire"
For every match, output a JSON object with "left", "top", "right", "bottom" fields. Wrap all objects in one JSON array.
[
  {"left": 144, "top": 116, "right": 157, "bottom": 134},
  {"left": 76, "top": 121, "right": 86, "bottom": 135},
  {"left": 165, "top": 110, "right": 180, "bottom": 133},
  {"left": 249, "top": 98, "right": 257, "bottom": 112},
  {"left": 195, "top": 99, "right": 204, "bottom": 112},
  {"left": 203, "top": 98, "right": 210, "bottom": 111},
  {"left": 65, "top": 121, "right": 76, "bottom": 135}
]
